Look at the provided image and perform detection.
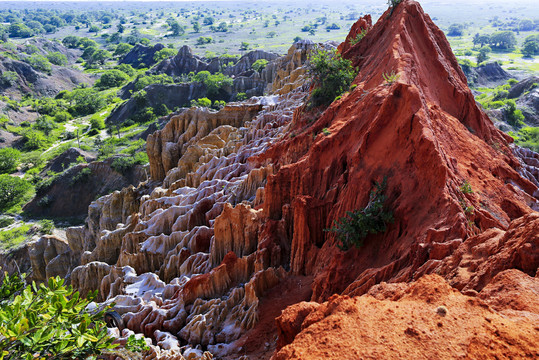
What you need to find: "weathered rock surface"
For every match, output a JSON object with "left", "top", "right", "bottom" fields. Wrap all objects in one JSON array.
[
  {"left": 24, "top": 158, "right": 147, "bottom": 219},
  {"left": 273, "top": 274, "right": 539, "bottom": 359},
  {"left": 120, "top": 43, "right": 165, "bottom": 69},
  {"left": 463, "top": 61, "right": 511, "bottom": 87},
  {"left": 31, "top": 1, "right": 539, "bottom": 358}
]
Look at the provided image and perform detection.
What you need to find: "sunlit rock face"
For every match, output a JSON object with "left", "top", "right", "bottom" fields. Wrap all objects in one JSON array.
[
  {"left": 35, "top": 1, "right": 539, "bottom": 358},
  {"left": 65, "top": 75, "right": 309, "bottom": 357}
]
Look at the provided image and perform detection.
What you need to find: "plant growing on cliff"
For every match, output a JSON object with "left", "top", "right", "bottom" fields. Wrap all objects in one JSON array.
[
  {"left": 326, "top": 178, "right": 393, "bottom": 250},
  {"left": 0, "top": 274, "right": 117, "bottom": 359},
  {"left": 349, "top": 29, "right": 368, "bottom": 45},
  {"left": 308, "top": 47, "right": 357, "bottom": 107},
  {"left": 382, "top": 71, "right": 400, "bottom": 85}
]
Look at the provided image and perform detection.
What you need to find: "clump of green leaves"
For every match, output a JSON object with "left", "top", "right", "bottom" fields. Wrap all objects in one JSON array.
[
  {"left": 459, "top": 180, "right": 473, "bottom": 194},
  {"left": 382, "top": 71, "right": 400, "bottom": 85},
  {"left": 349, "top": 29, "right": 368, "bottom": 45},
  {"left": 111, "top": 153, "right": 148, "bottom": 175},
  {"left": 125, "top": 335, "right": 150, "bottom": 352},
  {"left": 308, "top": 47, "right": 357, "bottom": 107},
  {"left": 0, "top": 175, "right": 31, "bottom": 213},
  {"left": 252, "top": 59, "right": 269, "bottom": 73},
  {"left": 0, "top": 274, "right": 117, "bottom": 359},
  {"left": 326, "top": 178, "right": 393, "bottom": 251}
]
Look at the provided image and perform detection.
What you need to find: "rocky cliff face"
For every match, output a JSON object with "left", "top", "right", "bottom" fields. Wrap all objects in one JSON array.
[{"left": 28, "top": 1, "right": 539, "bottom": 359}]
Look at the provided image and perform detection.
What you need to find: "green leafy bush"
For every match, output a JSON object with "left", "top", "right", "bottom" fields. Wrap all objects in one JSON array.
[
  {"left": 0, "top": 148, "right": 21, "bottom": 174},
  {"left": 133, "top": 74, "right": 174, "bottom": 91},
  {"left": 39, "top": 219, "right": 54, "bottom": 234},
  {"left": 505, "top": 100, "right": 525, "bottom": 127},
  {"left": 153, "top": 48, "right": 176, "bottom": 62},
  {"left": 0, "top": 274, "right": 116, "bottom": 359},
  {"left": 193, "top": 71, "right": 234, "bottom": 100},
  {"left": 349, "top": 29, "right": 368, "bottom": 45},
  {"left": 96, "top": 69, "right": 130, "bottom": 89},
  {"left": 66, "top": 88, "right": 106, "bottom": 117},
  {"left": 0, "top": 175, "right": 31, "bottom": 213},
  {"left": 90, "top": 115, "right": 106, "bottom": 130},
  {"left": 252, "top": 59, "right": 268, "bottom": 72},
  {"left": 23, "top": 130, "right": 49, "bottom": 150},
  {"left": 46, "top": 52, "right": 68, "bottom": 66},
  {"left": 111, "top": 153, "right": 148, "bottom": 174},
  {"left": 25, "top": 54, "right": 51, "bottom": 73},
  {"left": 326, "top": 178, "right": 393, "bottom": 250},
  {"left": 308, "top": 47, "right": 357, "bottom": 107},
  {"left": 191, "top": 97, "right": 212, "bottom": 108}
]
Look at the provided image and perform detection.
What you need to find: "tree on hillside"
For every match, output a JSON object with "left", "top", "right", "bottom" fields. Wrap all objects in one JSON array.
[
  {"left": 522, "top": 35, "right": 539, "bottom": 57},
  {"left": 473, "top": 33, "right": 490, "bottom": 48},
  {"left": 447, "top": 23, "right": 464, "bottom": 36},
  {"left": 489, "top": 31, "right": 517, "bottom": 49}
]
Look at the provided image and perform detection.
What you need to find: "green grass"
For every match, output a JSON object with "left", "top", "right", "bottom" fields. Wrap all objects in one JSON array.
[{"left": 0, "top": 223, "right": 32, "bottom": 251}]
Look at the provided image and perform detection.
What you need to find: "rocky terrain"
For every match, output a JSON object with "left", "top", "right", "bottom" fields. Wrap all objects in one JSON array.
[
  {"left": 15, "top": 1, "right": 539, "bottom": 359},
  {"left": 0, "top": 39, "right": 94, "bottom": 99}
]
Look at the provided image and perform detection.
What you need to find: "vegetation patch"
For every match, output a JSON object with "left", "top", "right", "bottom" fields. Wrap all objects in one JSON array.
[{"left": 326, "top": 178, "right": 393, "bottom": 251}]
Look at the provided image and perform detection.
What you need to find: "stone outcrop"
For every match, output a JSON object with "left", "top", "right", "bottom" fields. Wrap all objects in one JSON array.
[
  {"left": 258, "top": 0, "right": 537, "bottom": 303},
  {"left": 24, "top": 158, "right": 147, "bottom": 219},
  {"left": 120, "top": 43, "right": 165, "bottom": 69},
  {"left": 273, "top": 274, "right": 539, "bottom": 359},
  {"left": 33, "top": 1, "right": 539, "bottom": 358}
]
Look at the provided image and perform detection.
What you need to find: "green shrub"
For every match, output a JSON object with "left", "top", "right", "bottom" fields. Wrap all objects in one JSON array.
[
  {"left": 153, "top": 48, "right": 176, "bottom": 62},
  {"left": 193, "top": 71, "right": 233, "bottom": 100},
  {"left": 90, "top": 116, "right": 106, "bottom": 130},
  {"left": 39, "top": 219, "right": 54, "bottom": 234},
  {"left": 252, "top": 59, "right": 268, "bottom": 72},
  {"left": 349, "top": 29, "right": 368, "bottom": 45},
  {"left": 133, "top": 74, "right": 174, "bottom": 91},
  {"left": 0, "top": 148, "right": 21, "bottom": 174},
  {"left": 325, "top": 178, "right": 393, "bottom": 250},
  {"left": 111, "top": 152, "right": 148, "bottom": 174},
  {"left": 53, "top": 110, "right": 72, "bottom": 123},
  {"left": 66, "top": 88, "right": 106, "bottom": 117},
  {"left": 25, "top": 54, "right": 52, "bottom": 73},
  {"left": 114, "top": 63, "right": 136, "bottom": 77},
  {"left": 459, "top": 180, "right": 473, "bottom": 194},
  {"left": 505, "top": 100, "right": 525, "bottom": 127},
  {"left": 0, "top": 71, "right": 18, "bottom": 86},
  {"left": 191, "top": 97, "right": 212, "bottom": 108},
  {"left": 23, "top": 130, "right": 49, "bottom": 150},
  {"left": 0, "top": 216, "right": 14, "bottom": 228},
  {"left": 46, "top": 52, "right": 68, "bottom": 66},
  {"left": 0, "top": 274, "right": 116, "bottom": 358},
  {"left": 308, "top": 47, "right": 357, "bottom": 107},
  {"left": 96, "top": 69, "right": 130, "bottom": 89},
  {"left": 236, "top": 92, "right": 247, "bottom": 101},
  {"left": 0, "top": 175, "right": 31, "bottom": 213},
  {"left": 37, "top": 195, "right": 52, "bottom": 208}
]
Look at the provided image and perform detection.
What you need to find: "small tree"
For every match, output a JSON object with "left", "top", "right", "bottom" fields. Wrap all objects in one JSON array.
[
  {"left": 252, "top": 59, "right": 269, "bottom": 72},
  {"left": 308, "top": 47, "right": 357, "bottom": 107},
  {"left": 476, "top": 46, "right": 491, "bottom": 64},
  {"left": 96, "top": 69, "right": 130, "bottom": 89},
  {"left": 153, "top": 48, "right": 176, "bottom": 62},
  {"left": 0, "top": 175, "right": 31, "bottom": 212},
  {"left": 46, "top": 52, "right": 68, "bottom": 66},
  {"left": 0, "top": 148, "right": 20, "bottom": 174},
  {"left": 0, "top": 274, "right": 117, "bottom": 358}
]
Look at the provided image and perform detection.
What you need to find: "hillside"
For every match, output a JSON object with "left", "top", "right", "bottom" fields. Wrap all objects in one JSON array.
[{"left": 1, "top": 1, "right": 538, "bottom": 359}]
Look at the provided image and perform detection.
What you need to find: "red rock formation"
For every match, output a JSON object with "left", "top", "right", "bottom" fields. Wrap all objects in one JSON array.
[
  {"left": 258, "top": 0, "right": 538, "bottom": 303},
  {"left": 272, "top": 274, "right": 539, "bottom": 359},
  {"left": 337, "top": 15, "right": 372, "bottom": 55}
]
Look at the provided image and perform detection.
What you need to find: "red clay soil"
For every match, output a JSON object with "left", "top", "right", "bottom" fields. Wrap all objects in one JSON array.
[
  {"left": 256, "top": 0, "right": 538, "bottom": 305},
  {"left": 224, "top": 275, "right": 313, "bottom": 360},
  {"left": 272, "top": 274, "right": 539, "bottom": 360}
]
